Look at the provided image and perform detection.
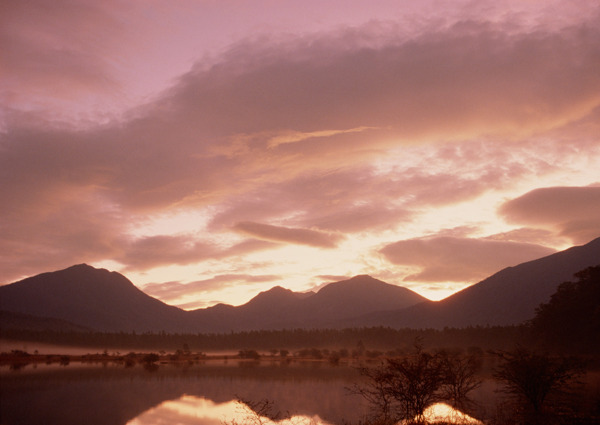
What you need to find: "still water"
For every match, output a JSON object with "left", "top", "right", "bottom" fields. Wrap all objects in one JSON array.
[{"left": 0, "top": 360, "right": 489, "bottom": 425}]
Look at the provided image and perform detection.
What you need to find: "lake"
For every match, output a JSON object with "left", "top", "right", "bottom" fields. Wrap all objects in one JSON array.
[{"left": 0, "top": 360, "right": 494, "bottom": 425}]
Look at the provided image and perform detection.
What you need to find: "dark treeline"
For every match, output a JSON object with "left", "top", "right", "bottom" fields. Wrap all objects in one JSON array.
[
  {"left": 1, "top": 325, "right": 525, "bottom": 353},
  {"left": 528, "top": 265, "right": 600, "bottom": 355}
]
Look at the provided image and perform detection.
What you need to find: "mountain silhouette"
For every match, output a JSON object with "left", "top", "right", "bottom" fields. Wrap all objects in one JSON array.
[
  {"left": 1, "top": 237, "right": 598, "bottom": 332},
  {"left": 298, "top": 275, "right": 427, "bottom": 325},
  {"left": 188, "top": 286, "right": 313, "bottom": 332},
  {"left": 243, "top": 285, "right": 313, "bottom": 312},
  {"left": 0, "top": 264, "right": 189, "bottom": 332},
  {"left": 188, "top": 275, "right": 427, "bottom": 332},
  {"left": 361, "top": 236, "right": 600, "bottom": 328},
  {"left": 0, "top": 266, "right": 425, "bottom": 333}
]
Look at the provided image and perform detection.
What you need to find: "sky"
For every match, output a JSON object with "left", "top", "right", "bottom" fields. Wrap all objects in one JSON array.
[{"left": 2, "top": 0, "right": 600, "bottom": 309}]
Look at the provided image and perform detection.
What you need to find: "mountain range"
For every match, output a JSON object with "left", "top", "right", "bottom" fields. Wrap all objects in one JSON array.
[{"left": 1, "top": 237, "right": 599, "bottom": 333}]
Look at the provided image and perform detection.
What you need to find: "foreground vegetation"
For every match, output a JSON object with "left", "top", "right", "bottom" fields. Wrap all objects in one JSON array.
[
  {"left": 347, "top": 267, "right": 600, "bottom": 425},
  {"left": 350, "top": 343, "right": 597, "bottom": 425}
]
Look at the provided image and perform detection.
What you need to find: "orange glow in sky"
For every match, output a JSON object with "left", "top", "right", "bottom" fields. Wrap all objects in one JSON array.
[{"left": 2, "top": 0, "right": 600, "bottom": 308}]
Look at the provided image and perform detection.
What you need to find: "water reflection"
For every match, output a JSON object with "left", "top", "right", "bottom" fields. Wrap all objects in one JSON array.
[
  {"left": 128, "top": 396, "right": 482, "bottom": 425},
  {"left": 0, "top": 362, "right": 368, "bottom": 425},
  {"left": 128, "top": 397, "right": 238, "bottom": 425},
  {"left": 1, "top": 361, "right": 499, "bottom": 425},
  {"left": 419, "top": 403, "right": 483, "bottom": 425},
  {"left": 128, "top": 396, "right": 334, "bottom": 425}
]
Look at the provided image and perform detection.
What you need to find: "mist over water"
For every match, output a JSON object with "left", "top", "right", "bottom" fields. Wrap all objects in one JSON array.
[{"left": 0, "top": 340, "right": 119, "bottom": 356}]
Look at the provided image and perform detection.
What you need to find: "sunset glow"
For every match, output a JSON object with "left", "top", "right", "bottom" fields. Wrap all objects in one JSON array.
[{"left": 2, "top": 0, "right": 599, "bottom": 308}]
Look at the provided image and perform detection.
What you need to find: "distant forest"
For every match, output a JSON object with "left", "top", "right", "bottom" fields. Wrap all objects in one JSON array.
[{"left": 1, "top": 325, "right": 526, "bottom": 354}]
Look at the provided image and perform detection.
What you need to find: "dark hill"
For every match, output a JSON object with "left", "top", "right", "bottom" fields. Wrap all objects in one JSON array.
[
  {"left": 363, "top": 236, "right": 600, "bottom": 328},
  {"left": 301, "top": 275, "right": 427, "bottom": 325},
  {"left": 189, "top": 275, "right": 427, "bottom": 332},
  {"left": 187, "top": 286, "right": 313, "bottom": 332},
  {"left": 241, "top": 286, "right": 310, "bottom": 312},
  {"left": 0, "top": 310, "right": 92, "bottom": 333},
  {"left": 0, "top": 264, "right": 189, "bottom": 332}
]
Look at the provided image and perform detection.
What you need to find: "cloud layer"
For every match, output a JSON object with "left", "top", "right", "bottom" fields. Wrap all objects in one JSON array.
[
  {"left": 2, "top": 1, "right": 599, "bottom": 304},
  {"left": 380, "top": 236, "right": 556, "bottom": 283},
  {"left": 143, "top": 274, "right": 281, "bottom": 309},
  {"left": 499, "top": 186, "right": 600, "bottom": 244},
  {"left": 233, "top": 222, "right": 343, "bottom": 248}
]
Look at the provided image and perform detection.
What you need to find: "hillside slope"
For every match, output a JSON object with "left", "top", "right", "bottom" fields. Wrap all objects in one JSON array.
[
  {"left": 0, "top": 264, "right": 190, "bottom": 332},
  {"left": 363, "top": 236, "right": 600, "bottom": 328}
]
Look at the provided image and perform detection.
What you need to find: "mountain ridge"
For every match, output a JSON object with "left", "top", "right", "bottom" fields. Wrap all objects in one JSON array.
[
  {"left": 360, "top": 237, "right": 600, "bottom": 328},
  {"left": 0, "top": 264, "right": 190, "bottom": 332},
  {"left": 0, "top": 263, "right": 426, "bottom": 333},
  {"left": 186, "top": 274, "right": 428, "bottom": 332},
  {"left": 1, "top": 237, "right": 599, "bottom": 332}
]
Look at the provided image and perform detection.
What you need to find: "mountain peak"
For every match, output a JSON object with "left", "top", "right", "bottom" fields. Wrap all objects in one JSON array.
[
  {"left": 351, "top": 274, "right": 374, "bottom": 279},
  {"left": 36, "top": 264, "right": 116, "bottom": 284},
  {"left": 347, "top": 274, "right": 379, "bottom": 283},
  {"left": 242, "top": 285, "right": 303, "bottom": 310},
  {"left": 310, "top": 275, "right": 427, "bottom": 319},
  {"left": 264, "top": 285, "right": 289, "bottom": 293},
  {"left": 63, "top": 263, "right": 104, "bottom": 273},
  {"left": 255, "top": 285, "right": 293, "bottom": 298},
  {"left": 68, "top": 263, "right": 95, "bottom": 269},
  {"left": 0, "top": 263, "right": 186, "bottom": 332},
  {"left": 318, "top": 274, "right": 399, "bottom": 294}
]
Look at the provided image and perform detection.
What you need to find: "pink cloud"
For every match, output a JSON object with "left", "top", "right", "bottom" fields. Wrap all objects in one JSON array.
[
  {"left": 218, "top": 239, "right": 281, "bottom": 257},
  {"left": 233, "top": 222, "right": 343, "bottom": 248},
  {"left": 499, "top": 186, "right": 600, "bottom": 243},
  {"left": 5, "top": 19, "right": 599, "bottom": 213},
  {"left": 164, "top": 18, "right": 600, "bottom": 147},
  {"left": 2, "top": 8, "right": 600, "bottom": 286},
  {"left": 307, "top": 205, "right": 412, "bottom": 233},
  {"left": 143, "top": 274, "right": 281, "bottom": 305},
  {"left": 484, "top": 228, "right": 567, "bottom": 246},
  {"left": 117, "top": 235, "right": 217, "bottom": 271},
  {"left": 206, "top": 139, "right": 571, "bottom": 236},
  {"left": 380, "top": 236, "right": 556, "bottom": 282},
  {"left": 118, "top": 235, "right": 283, "bottom": 273},
  {"left": 0, "top": 0, "right": 128, "bottom": 125},
  {"left": 0, "top": 134, "right": 591, "bottom": 285},
  {"left": 208, "top": 166, "right": 414, "bottom": 233},
  {"left": 0, "top": 191, "right": 125, "bottom": 283}
]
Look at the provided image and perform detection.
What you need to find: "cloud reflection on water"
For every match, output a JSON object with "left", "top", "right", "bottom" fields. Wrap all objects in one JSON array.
[
  {"left": 127, "top": 396, "right": 332, "bottom": 425},
  {"left": 128, "top": 396, "right": 481, "bottom": 425},
  {"left": 418, "top": 403, "right": 483, "bottom": 424}
]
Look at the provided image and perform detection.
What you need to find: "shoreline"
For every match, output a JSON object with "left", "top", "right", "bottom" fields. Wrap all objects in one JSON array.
[{"left": 0, "top": 350, "right": 358, "bottom": 369}]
